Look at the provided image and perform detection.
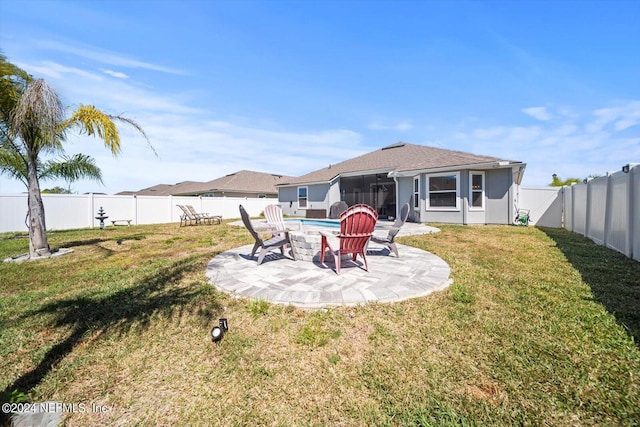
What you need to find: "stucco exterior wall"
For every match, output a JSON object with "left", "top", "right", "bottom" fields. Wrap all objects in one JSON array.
[
  {"left": 278, "top": 186, "right": 298, "bottom": 215},
  {"left": 278, "top": 184, "right": 330, "bottom": 216},
  {"left": 278, "top": 167, "right": 517, "bottom": 224},
  {"left": 402, "top": 168, "right": 514, "bottom": 225},
  {"left": 485, "top": 168, "right": 512, "bottom": 224}
]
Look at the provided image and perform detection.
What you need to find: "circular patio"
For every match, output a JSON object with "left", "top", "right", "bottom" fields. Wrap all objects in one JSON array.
[{"left": 205, "top": 222, "right": 452, "bottom": 308}]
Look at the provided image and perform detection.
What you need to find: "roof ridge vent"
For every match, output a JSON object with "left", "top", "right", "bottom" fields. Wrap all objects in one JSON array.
[{"left": 382, "top": 142, "right": 405, "bottom": 150}]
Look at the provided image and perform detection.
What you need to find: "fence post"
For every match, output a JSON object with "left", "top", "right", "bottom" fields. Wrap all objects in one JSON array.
[
  {"left": 89, "top": 193, "right": 95, "bottom": 229},
  {"left": 628, "top": 165, "right": 636, "bottom": 259},
  {"left": 570, "top": 185, "right": 576, "bottom": 233},
  {"left": 133, "top": 195, "right": 138, "bottom": 225},
  {"left": 604, "top": 174, "right": 613, "bottom": 249},
  {"left": 585, "top": 181, "right": 591, "bottom": 239}
]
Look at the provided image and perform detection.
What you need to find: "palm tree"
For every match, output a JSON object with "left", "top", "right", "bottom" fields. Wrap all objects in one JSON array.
[{"left": 0, "top": 54, "right": 151, "bottom": 258}]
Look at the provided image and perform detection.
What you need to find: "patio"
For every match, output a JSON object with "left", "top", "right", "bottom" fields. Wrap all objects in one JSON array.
[{"left": 206, "top": 221, "right": 452, "bottom": 308}]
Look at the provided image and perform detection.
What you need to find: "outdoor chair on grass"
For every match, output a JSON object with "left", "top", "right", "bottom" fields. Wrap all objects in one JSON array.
[
  {"left": 320, "top": 204, "right": 378, "bottom": 274},
  {"left": 370, "top": 202, "right": 410, "bottom": 257},
  {"left": 240, "top": 204, "right": 291, "bottom": 265},
  {"left": 187, "top": 205, "right": 222, "bottom": 225},
  {"left": 178, "top": 204, "right": 200, "bottom": 226}
]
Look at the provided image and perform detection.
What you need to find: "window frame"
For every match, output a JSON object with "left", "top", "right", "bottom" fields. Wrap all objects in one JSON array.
[
  {"left": 413, "top": 175, "right": 420, "bottom": 209},
  {"left": 297, "top": 186, "right": 308, "bottom": 208},
  {"left": 426, "top": 172, "right": 460, "bottom": 211},
  {"left": 468, "top": 171, "right": 485, "bottom": 211}
]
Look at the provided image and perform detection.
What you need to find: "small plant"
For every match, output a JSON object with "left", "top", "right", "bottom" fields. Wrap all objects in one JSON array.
[
  {"left": 328, "top": 354, "right": 341, "bottom": 365},
  {"left": 248, "top": 299, "right": 270, "bottom": 318},
  {"left": 296, "top": 314, "right": 342, "bottom": 347},
  {"left": 451, "top": 283, "right": 474, "bottom": 304},
  {"left": 0, "top": 389, "right": 27, "bottom": 404}
]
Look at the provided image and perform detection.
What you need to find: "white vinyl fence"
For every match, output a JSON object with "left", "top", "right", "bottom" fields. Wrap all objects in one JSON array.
[
  {"left": 0, "top": 194, "right": 273, "bottom": 233},
  {"left": 520, "top": 163, "right": 639, "bottom": 262}
]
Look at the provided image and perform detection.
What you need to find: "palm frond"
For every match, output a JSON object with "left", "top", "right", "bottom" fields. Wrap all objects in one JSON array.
[
  {"left": 10, "top": 79, "right": 65, "bottom": 154},
  {"left": 107, "top": 113, "right": 157, "bottom": 157},
  {"left": 40, "top": 153, "right": 103, "bottom": 184},
  {"left": 61, "top": 105, "right": 122, "bottom": 155},
  {"left": 0, "top": 147, "right": 28, "bottom": 187}
]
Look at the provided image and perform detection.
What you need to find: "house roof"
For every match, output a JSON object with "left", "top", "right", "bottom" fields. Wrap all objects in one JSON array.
[
  {"left": 129, "top": 183, "right": 184, "bottom": 196},
  {"left": 172, "top": 170, "right": 292, "bottom": 196},
  {"left": 277, "top": 142, "right": 524, "bottom": 186},
  {"left": 127, "top": 170, "right": 293, "bottom": 196}
]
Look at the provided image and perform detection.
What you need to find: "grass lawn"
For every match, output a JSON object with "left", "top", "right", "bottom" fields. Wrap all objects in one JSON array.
[{"left": 1, "top": 222, "right": 639, "bottom": 426}]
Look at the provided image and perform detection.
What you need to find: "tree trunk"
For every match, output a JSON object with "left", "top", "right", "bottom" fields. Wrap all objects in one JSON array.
[{"left": 27, "top": 151, "right": 50, "bottom": 258}]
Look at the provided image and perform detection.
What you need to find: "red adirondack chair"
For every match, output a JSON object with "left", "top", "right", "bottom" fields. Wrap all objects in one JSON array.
[{"left": 320, "top": 204, "right": 379, "bottom": 274}]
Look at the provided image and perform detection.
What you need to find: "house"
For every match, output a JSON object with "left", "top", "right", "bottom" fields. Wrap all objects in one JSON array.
[
  {"left": 276, "top": 142, "right": 526, "bottom": 224},
  {"left": 125, "top": 170, "right": 291, "bottom": 198}
]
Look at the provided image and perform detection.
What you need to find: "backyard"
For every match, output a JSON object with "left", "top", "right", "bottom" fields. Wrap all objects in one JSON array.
[{"left": 1, "top": 221, "right": 639, "bottom": 426}]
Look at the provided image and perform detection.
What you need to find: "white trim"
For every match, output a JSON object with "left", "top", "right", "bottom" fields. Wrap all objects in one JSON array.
[
  {"left": 297, "top": 186, "right": 308, "bottom": 208},
  {"left": 469, "top": 171, "right": 485, "bottom": 211},
  {"left": 390, "top": 162, "right": 526, "bottom": 178},
  {"left": 426, "top": 172, "right": 460, "bottom": 211},
  {"left": 413, "top": 175, "right": 420, "bottom": 210}
]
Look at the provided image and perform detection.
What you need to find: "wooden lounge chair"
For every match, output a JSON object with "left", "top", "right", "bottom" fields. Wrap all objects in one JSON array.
[
  {"left": 186, "top": 205, "right": 222, "bottom": 225},
  {"left": 370, "top": 202, "right": 410, "bottom": 257},
  {"left": 320, "top": 204, "right": 378, "bottom": 274},
  {"left": 239, "top": 205, "right": 290, "bottom": 265}
]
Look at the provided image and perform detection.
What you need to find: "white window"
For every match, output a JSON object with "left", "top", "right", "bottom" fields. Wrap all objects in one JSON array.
[
  {"left": 469, "top": 171, "right": 485, "bottom": 210},
  {"left": 413, "top": 176, "right": 420, "bottom": 209},
  {"left": 427, "top": 172, "right": 460, "bottom": 210},
  {"left": 298, "top": 186, "right": 308, "bottom": 208}
]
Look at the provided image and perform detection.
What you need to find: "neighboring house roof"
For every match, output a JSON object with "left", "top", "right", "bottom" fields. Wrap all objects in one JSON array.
[
  {"left": 129, "top": 183, "right": 180, "bottom": 196},
  {"left": 172, "top": 170, "right": 293, "bottom": 196},
  {"left": 127, "top": 170, "right": 293, "bottom": 196},
  {"left": 277, "top": 142, "right": 524, "bottom": 186}
]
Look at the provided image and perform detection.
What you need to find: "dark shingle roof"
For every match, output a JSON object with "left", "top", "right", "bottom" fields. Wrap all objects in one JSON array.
[{"left": 277, "top": 142, "right": 521, "bottom": 185}]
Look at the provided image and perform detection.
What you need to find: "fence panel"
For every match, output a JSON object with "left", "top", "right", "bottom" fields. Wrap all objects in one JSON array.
[
  {"left": 135, "top": 196, "right": 174, "bottom": 225},
  {"left": 606, "top": 172, "right": 630, "bottom": 256},
  {"left": 586, "top": 176, "right": 608, "bottom": 245},
  {"left": 1, "top": 194, "right": 30, "bottom": 232},
  {"left": 519, "top": 187, "right": 563, "bottom": 227},
  {"left": 0, "top": 193, "right": 274, "bottom": 233},
  {"left": 43, "top": 194, "right": 92, "bottom": 230},
  {"left": 572, "top": 184, "right": 588, "bottom": 236}
]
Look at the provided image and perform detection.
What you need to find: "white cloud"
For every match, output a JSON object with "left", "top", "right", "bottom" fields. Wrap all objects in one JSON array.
[
  {"left": 66, "top": 118, "right": 368, "bottom": 193},
  {"left": 103, "top": 69, "right": 129, "bottom": 79},
  {"left": 585, "top": 101, "right": 640, "bottom": 133},
  {"left": 523, "top": 107, "right": 552, "bottom": 121},
  {"left": 36, "top": 39, "right": 186, "bottom": 75},
  {"left": 453, "top": 102, "right": 640, "bottom": 186},
  {"left": 16, "top": 60, "right": 103, "bottom": 81}
]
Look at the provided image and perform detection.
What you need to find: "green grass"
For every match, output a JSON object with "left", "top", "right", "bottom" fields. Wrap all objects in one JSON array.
[{"left": 1, "top": 222, "right": 639, "bottom": 426}]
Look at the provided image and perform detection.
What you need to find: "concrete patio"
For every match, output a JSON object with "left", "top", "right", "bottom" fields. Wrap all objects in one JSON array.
[{"left": 206, "top": 222, "right": 452, "bottom": 308}]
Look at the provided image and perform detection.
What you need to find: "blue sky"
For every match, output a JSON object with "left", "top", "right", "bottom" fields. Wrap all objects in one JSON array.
[{"left": 1, "top": 0, "right": 639, "bottom": 194}]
